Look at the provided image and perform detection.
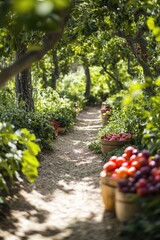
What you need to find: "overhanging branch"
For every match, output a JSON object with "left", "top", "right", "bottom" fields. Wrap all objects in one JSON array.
[{"left": 0, "top": 10, "right": 69, "bottom": 88}]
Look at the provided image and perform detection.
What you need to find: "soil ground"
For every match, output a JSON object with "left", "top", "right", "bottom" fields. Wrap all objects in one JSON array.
[{"left": 0, "top": 107, "right": 121, "bottom": 240}]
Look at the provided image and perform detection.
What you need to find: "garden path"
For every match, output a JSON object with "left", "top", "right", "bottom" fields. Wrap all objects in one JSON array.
[{"left": 0, "top": 107, "right": 121, "bottom": 240}]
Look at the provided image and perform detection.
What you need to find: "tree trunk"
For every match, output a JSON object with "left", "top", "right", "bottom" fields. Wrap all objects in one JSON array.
[
  {"left": 126, "top": 34, "right": 155, "bottom": 96},
  {"left": 83, "top": 64, "right": 91, "bottom": 97},
  {"left": 102, "top": 64, "right": 124, "bottom": 91},
  {"left": 15, "top": 39, "right": 34, "bottom": 111},
  {"left": 42, "top": 64, "right": 48, "bottom": 88},
  {"left": 51, "top": 48, "right": 59, "bottom": 90}
]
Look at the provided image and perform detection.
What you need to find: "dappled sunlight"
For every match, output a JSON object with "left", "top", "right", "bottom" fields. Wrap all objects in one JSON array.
[
  {"left": 72, "top": 140, "right": 81, "bottom": 146},
  {"left": 75, "top": 125, "right": 101, "bottom": 131},
  {"left": 0, "top": 107, "right": 120, "bottom": 240},
  {"left": 9, "top": 178, "right": 104, "bottom": 237},
  {"left": 73, "top": 148, "right": 84, "bottom": 154}
]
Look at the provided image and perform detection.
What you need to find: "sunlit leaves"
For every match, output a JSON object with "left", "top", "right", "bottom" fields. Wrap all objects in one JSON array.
[
  {"left": 122, "top": 83, "right": 144, "bottom": 106},
  {"left": 0, "top": 122, "right": 41, "bottom": 201},
  {"left": 13, "top": 0, "right": 70, "bottom": 14},
  {"left": 147, "top": 17, "right": 160, "bottom": 42},
  {"left": 0, "top": 0, "right": 70, "bottom": 32},
  {"left": 13, "top": 0, "right": 35, "bottom": 13},
  {"left": 52, "top": 0, "right": 70, "bottom": 10},
  {"left": 155, "top": 77, "right": 160, "bottom": 86},
  {"left": 147, "top": 17, "right": 155, "bottom": 30}
]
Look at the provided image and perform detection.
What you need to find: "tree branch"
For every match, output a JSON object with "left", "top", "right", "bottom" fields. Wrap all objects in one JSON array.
[{"left": 0, "top": 10, "right": 69, "bottom": 88}]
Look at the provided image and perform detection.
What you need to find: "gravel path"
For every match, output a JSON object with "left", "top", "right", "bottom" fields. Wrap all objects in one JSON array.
[{"left": 0, "top": 107, "right": 121, "bottom": 240}]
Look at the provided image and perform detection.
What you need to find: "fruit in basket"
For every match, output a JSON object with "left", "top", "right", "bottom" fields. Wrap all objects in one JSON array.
[
  {"left": 103, "top": 161, "right": 116, "bottom": 172},
  {"left": 101, "top": 104, "right": 112, "bottom": 113},
  {"left": 102, "top": 146, "right": 160, "bottom": 196},
  {"left": 117, "top": 166, "right": 128, "bottom": 178},
  {"left": 101, "top": 133, "right": 133, "bottom": 141}
]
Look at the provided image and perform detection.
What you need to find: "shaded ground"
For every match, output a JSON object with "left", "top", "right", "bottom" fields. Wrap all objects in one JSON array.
[{"left": 0, "top": 107, "right": 121, "bottom": 240}]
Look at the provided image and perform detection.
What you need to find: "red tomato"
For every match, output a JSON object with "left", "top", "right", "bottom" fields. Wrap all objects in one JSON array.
[
  {"left": 103, "top": 161, "right": 116, "bottom": 172},
  {"left": 122, "top": 162, "right": 129, "bottom": 167},
  {"left": 117, "top": 166, "right": 128, "bottom": 178},
  {"left": 124, "top": 146, "right": 135, "bottom": 158},
  {"left": 116, "top": 156, "right": 126, "bottom": 168},
  {"left": 122, "top": 153, "right": 130, "bottom": 160},
  {"left": 129, "top": 154, "right": 138, "bottom": 164},
  {"left": 109, "top": 155, "right": 117, "bottom": 163},
  {"left": 131, "top": 160, "right": 141, "bottom": 169},
  {"left": 127, "top": 166, "right": 136, "bottom": 177},
  {"left": 111, "top": 173, "right": 118, "bottom": 178}
]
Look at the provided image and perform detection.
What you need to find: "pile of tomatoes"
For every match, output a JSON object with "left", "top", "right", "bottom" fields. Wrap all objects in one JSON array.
[
  {"left": 101, "top": 133, "right": 133, "bottom": 142},
  {"left": 102, "top": 146, "right": 160, "bottom": 196}
]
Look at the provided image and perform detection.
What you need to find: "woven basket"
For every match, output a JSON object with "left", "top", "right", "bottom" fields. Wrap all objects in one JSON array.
[
  {"left": 100, "top": 172, "right": 118, "bottom": 211},
  {"left": 101, "top": 139, "right": 131, "bottom": 153}
]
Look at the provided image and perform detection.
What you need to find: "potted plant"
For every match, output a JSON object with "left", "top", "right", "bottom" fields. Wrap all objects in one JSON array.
[{"left": 50, "top": 108, "right": 74, "bottom": 134}]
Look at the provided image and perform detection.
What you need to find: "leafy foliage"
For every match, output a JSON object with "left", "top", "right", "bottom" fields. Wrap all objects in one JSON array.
[
  {"left": 52, "top": 108, "right": 75, "bottom": 128},
  {"left": 88, "top": 141, "right": 101, "bottom": 154},
  {"left": 119, "top": 196, "right": 160, "bottom": 240},
  {"left": 98, "top": 92, "right": 146, "bottom": 146},
  {"left": 0, "top": 122, "right": 40, "bottom": 202},
  {"left": 0, "top": 104, "right": 55, "bottom": 150}
]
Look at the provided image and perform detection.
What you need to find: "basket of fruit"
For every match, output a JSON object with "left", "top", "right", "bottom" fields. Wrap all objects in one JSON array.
[
  {"left": 101, "top": 104, "right": 112, "bottom": 125},
  {"left": 101, "top": 133, "right": 133, "bottom": 153},
  {"left": 111, "top": 147, "right": 160, "bottom": 222},
  {"left": 100, "top": 146, "right": 160, "bottom": 220},
  {"left": 100, "top": 170, "right": 118, "bottom": 211},
  {"left": 100, "top": 147, "right": 137, "bottom": 211}
]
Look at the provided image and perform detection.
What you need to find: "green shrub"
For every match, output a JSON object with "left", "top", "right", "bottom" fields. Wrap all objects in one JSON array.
[
  {"left": 52, "top": 107, "right": 75, "bottom": 129},
  {"left": 99, "top": 94, "right": 147, "bottom": 146},
  {"left": 0, "top": 105, "right": 56, "bottom": 150},
  {"left": 142, "top": 95, "right": 160, "bottom": 154},
  {"left": 0, "top": 122, "right": 40, "bottom": 203},
  {"left": 119, "top": 196, "right": 160, "bottom": 240},
  {"left": 88, "top": 141, "right": 101, "bottom": 154}
]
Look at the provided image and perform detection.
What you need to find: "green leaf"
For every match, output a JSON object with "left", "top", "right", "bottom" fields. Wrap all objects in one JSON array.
[
  {"left": 153, "top": 27, "right": 160, "bottom": 37},
  {"left": 147, "top": 17, "right": 155, "bottom": 30},
  {"left": 155, "top": 77, "right": 160, "bottom": 86},
  {"left": 156, "top": 35, "right": 160, "bottom": 42},
  {"left": 21, "top": 164, "right": 38, "bottom": 183},
  {"left": 27, "top": 141, "right": 41, "bottom": 155},
  {"left": 22, "top": 150, "right": 40, "bottom": 167},
  {"left": 52, "top": 0, "right": 70, "bottom": 10},
  {"left": 122, "top": 95, "right": 132, "bottom": 106},
  {"left": 13, "top": 0, "right": 35, "bottom": 14}
]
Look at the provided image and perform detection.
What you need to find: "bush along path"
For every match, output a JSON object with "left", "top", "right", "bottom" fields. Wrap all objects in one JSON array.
[{"left": 0, "top": 107, "right": 121, "bottom": 240}]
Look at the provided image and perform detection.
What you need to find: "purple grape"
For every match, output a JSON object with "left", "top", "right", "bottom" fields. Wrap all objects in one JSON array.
[
  {"left": 156, "top": 183, "right": 160, "bottom": 192},
  {"left": 132, "top": 149, "right": 139, "bottom": 156},
  {"left": 140, "top": 166, "right": 151, "bottom": 176},
  {"left": 133, "top": 170, "right": 142, "bottom": 181},
  {"left": 119, "top": 186, "right": 130, "bottom": 193},
  {"left": 118, "top": 179, "right": 128, "bottom": 188},
  {"left": 149, "top": 160, "right": 158, "bottom": 168},
  {"left": 129, "top": 186, "right": 136, "bottom": 193},
  {"left": 153, "top": 155, "right": 160, "bottom": 166},
  {"left": 142, "top": 149, "right": 150, "bottom": 159}
]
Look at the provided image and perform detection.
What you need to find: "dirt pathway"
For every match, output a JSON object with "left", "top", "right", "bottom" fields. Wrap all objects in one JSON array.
[{"left": 0, "top": 107, "right": 121, "bottom": 240}]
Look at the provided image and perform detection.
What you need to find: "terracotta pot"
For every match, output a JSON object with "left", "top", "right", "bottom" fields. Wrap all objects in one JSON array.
[{"left": 57, "top": 127, "right": 66, "bottom": 134}]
